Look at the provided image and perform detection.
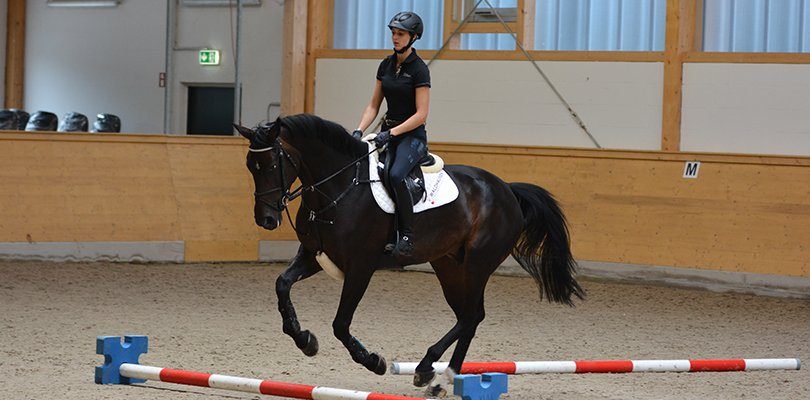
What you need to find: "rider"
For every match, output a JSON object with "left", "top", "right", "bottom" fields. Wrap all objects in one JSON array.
[{"left": 353, "top": 11, "right": 430, "bottom": 258}]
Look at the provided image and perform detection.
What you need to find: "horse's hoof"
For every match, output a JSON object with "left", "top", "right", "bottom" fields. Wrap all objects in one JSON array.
[
  {"left": 298, "top": 330, "right": 318, "bottom": 357},
  {"left": 364, "top": 353, "right": 387, "bottom": 375},
  {"left": 426, "top": 383, "right": 447, "bottom": 398},
  {"left": 413, "top": 369, "right": 435, "bottom": 387}
]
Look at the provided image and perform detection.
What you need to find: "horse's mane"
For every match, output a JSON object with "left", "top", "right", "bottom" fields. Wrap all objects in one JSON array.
[{"left": 275, "top": 114, "right": 368, "bottom": 158}]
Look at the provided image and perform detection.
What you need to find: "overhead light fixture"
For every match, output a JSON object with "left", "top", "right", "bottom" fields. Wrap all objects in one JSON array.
[
  {"left": 47, "top": 0, "right": 121, "bottom": 8},
  {"left": 182, "top": 0, "right": 261, "bottom": 7}
]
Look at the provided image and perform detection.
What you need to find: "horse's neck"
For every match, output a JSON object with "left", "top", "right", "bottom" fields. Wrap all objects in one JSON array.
[{"left": 294, "top": 142, "right": 359, "bottom": 189}]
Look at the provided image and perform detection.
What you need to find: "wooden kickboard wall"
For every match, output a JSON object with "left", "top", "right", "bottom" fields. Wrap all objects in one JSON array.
[{"left": 1, "top": 132, "right": 807, "bottom": 277}]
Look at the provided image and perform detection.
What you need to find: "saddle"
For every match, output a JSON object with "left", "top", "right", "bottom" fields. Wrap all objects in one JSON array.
[{"left": 377, "top": 148, "right": 437, "bottom": 206}]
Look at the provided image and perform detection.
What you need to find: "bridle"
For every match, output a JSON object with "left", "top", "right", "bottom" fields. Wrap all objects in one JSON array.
[
  {"left": 249, "top": 141, "right": 296, "bottom": 214},
  {"left": 249, "top": 137, "right": 379, "bottom": 231}
]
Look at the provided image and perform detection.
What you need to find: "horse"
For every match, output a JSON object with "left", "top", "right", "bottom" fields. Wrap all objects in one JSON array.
[{"left": 235, "top": 114, "right": 584, "bottom": 393}]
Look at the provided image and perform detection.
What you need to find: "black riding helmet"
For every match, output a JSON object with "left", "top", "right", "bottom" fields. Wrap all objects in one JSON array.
[
  {"left": 92, "top": 113, "right": 121, "bottom": 133},
  {"left": 388, "top": 11, "right": 423, "bottom": 39},
  {"left": 58, "top": 112, "right": 89, "bottom": 132},
  {"left": 388, "top": 11, "right": 423, "bottom": 54},
  {"left": 25, "top": 111, "right": 58, "bottom": 132},
  {"left": 0, "top": 109, "right": 17, "bottom": 130},
  {"left": 11, "top": 109, "right": 30, "bottom": 130}
]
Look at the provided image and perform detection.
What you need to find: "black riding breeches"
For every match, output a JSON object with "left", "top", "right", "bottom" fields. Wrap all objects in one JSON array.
[{"left": 388, "top": 135, "right": 428, "bottom": 185}]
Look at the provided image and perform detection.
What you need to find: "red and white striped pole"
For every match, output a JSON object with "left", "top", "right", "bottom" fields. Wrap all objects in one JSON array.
[
  {"left": 391, "top": 358, "right": 800, "bottom": 375},
  {"left": 120, "top": 363, "right": 432, "bottom": 400}
]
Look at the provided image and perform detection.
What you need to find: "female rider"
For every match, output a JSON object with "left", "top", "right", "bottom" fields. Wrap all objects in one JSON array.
[{"left": 353, "top": 11, "right": 430, "bottom": 257}]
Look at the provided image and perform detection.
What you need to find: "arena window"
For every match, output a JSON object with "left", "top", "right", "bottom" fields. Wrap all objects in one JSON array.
[
  {"left": 332, "top": 0, "right": 445, "bottom": 50},
  {"left": 332, "top": 0, "right": 665, "bottom": 52},
  {"left": 533, "top": 0, "right": 666, "bottom": 51},
  {"left": 702, "top": 0, "right": 810, "bottom": 53}
]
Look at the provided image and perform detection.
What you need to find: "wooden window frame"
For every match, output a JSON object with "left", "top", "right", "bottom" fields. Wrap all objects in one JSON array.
[
  {"left": 291, "top": 0, "right": 810, "bottom": 152},
  {"left": 319, "top": 0, "right": 663, "bottom": 61}
]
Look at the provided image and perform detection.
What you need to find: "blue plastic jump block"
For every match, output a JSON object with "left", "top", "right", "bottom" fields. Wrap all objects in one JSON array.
[
  {"left": 454, "top": 372, "right": 508, "bottom": 400},
  {"left": 95, "top": 335, "right": 148, "bottom": 385}
]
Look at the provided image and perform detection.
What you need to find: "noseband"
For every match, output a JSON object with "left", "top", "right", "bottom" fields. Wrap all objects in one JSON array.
[{"left": 249, "top": 140, "right": 297, "bottom": 213}]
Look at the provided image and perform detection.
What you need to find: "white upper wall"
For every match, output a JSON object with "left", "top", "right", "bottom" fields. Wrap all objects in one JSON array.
[
  {"left": 22, "top": 1, "right": 283, "bottom": 134},
  {"left": 315, "top": 58, "right": 663, "bottom": 150},
  {"left": 24, "top": 1, "right": 166, "bottom": 133},
  {"left": 170, "top": 2, "right": 284, "bottom": 134},
  {"left": 682, "top": 63, "right": 810, "bottom": 156}
]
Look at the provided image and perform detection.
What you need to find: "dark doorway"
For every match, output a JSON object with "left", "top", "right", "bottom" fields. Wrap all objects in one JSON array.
[{"left": 187, "top": 86, "right": 234, "bottom": 135}]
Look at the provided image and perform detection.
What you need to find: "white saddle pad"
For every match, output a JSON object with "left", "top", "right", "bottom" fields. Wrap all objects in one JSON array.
[{"left": 365, "top": 142, "right": 459, "bottom": 214}]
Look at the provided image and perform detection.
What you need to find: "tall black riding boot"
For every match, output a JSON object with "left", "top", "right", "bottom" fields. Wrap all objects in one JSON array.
[{"left": 392, "top": 181, "right": 415, "bottom": 257}]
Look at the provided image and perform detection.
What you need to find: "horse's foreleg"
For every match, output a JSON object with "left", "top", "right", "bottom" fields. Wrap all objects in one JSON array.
[
  {"left": 276, "top": 245, "right": 321, "bottom": 357},
  {"left": 332, "top": 270, "right": 387, "bottom": 375}
]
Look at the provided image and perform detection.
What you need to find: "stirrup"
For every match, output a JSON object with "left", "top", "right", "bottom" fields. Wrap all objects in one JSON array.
[{"left": 394, "top": 234, "right": 414, "bottom": 256}]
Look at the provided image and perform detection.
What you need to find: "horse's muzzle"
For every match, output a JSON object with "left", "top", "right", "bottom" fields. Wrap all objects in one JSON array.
[{"left": 256, "top": 215, "right": 280, "bottom": 230}]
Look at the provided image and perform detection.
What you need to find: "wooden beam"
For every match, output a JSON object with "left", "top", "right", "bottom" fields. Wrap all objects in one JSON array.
[
  {"left": 661, "top": 0, "right": 682, "bottom": 151},
  {"left": 684, "top": 51, "right": 810, "bottom": 64},
  {"left": 517, "top": 0, "right": 535, "bottom": 50},
  {"left": 4, "top": 0, "right": 25, "bottom": 109},
  {"left": 693, "top": 0, "right": 704, "bottom": 51},
  {"left": 312, "top": 46, "right": 810, "bottom": 65},
  {"left": 661, "top": 0, "right": 698, "bottom": 152},
  {"left": 457, "top": 22, "right": 517, "bottom": 34},
  {"left": 281, "top": 0, "right": 307, "bottom": 116},
  {"left": 679, "top": 0, "right": 700, "bottom": 53},
  {"left": 443, "top": 0, "right": 460, "bottom": 50},
  {"left": 315, "top": 48, "right": 664, "bottom": 62},
  {"left": 305, "top": 0, "right": 330, "bottom": 114}
]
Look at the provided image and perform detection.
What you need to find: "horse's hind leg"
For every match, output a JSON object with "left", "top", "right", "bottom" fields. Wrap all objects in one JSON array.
[
  {"left": 276, "top": 245, "right": 322, "bottom": 356},
  {"left": 332, "top": 269, "right": 387, "bottom": 375},
  {"left": 425, "top": 291, "right": 486, "bottom": 398},
  {"left": 413, "top": 256, "right": 488, "bottom": 387},
  {"left": 446, "top": 290, "right": 485, "bottom": 374}
]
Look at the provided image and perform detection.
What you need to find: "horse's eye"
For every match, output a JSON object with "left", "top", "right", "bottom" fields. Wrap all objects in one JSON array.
[{"left": 255, "top": 162, "right": 261, "bottom": 171}]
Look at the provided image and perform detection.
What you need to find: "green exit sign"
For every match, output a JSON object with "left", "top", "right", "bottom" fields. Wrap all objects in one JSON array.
[{"left": 198, "top": 50, "right": 220, "bottom": 66}]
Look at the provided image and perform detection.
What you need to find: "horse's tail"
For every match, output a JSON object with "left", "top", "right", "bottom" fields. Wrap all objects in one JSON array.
[{"left": 509, "top": 182, "right": 585, "bottom": 306}]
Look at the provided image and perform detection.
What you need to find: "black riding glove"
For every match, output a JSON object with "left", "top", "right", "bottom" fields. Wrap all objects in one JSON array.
[
  {"left": 351, "top": 129, "right": 363, "bottom": 140},
  {"left": 373, "top": 130, "right": 392, "bottom": 148}
]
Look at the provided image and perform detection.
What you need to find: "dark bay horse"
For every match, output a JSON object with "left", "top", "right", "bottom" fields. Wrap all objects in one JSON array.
[{"left": 236, "top": 114, "right": 583, "bottom": 391}]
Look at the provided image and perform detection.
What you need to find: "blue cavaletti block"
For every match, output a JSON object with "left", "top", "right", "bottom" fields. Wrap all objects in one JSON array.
[
  {"left": 95, "top": 335, "right": 148, "bottom": 384},
  {"left": 454, "top": 372, "right": 508, "bottom": 400}
]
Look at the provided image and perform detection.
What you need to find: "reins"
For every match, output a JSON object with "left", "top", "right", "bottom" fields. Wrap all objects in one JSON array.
[{"left": 251, "top": 138, "right": 379, "bottom": 236}]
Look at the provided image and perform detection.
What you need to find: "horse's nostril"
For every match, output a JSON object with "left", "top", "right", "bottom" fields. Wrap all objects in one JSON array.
[{"left": 256, "top": 216, "right": 277, "bottom": 229}]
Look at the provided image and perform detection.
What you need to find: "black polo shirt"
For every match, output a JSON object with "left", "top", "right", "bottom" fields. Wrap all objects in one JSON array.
[{"left": 376, "top": 49, "right": 431, "bottom": 129}]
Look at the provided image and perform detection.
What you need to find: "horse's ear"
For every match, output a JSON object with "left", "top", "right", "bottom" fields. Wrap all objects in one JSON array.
[
  {"left": 258, "top": 118, "right": 282, "bottom": 141},
  {"left": 234, "top": 124, "right": 255, "bottom": 141},
  {"left": 264, "top": 117, "right": 282, "bottom": 133}
]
